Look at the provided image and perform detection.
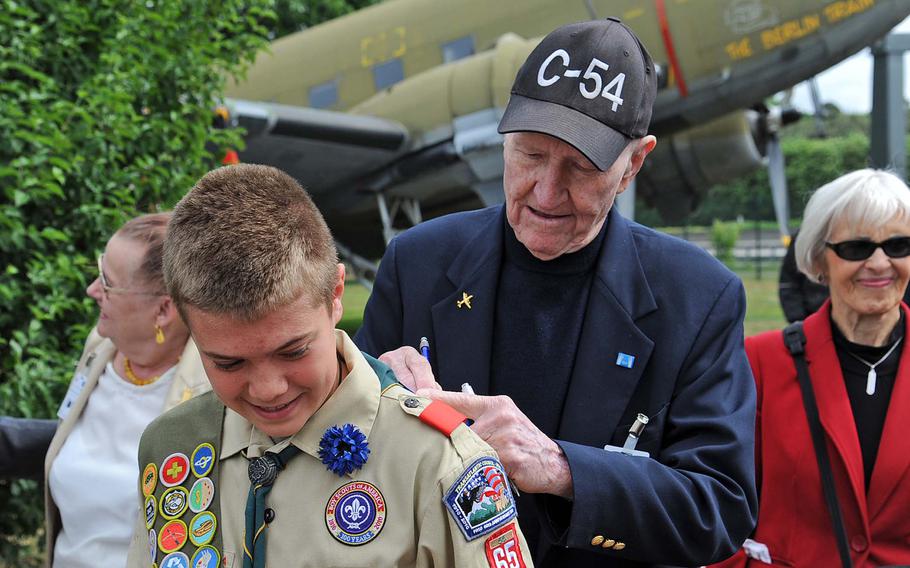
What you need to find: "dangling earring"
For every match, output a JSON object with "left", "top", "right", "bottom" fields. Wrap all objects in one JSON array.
[{"left": 155, "top": 324, "right": 165, "bottom": 345}]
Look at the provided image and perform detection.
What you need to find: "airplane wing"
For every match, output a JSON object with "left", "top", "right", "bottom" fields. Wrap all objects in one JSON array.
[{"left": 224, "top": 98, "right": 409, "bottom": 203}]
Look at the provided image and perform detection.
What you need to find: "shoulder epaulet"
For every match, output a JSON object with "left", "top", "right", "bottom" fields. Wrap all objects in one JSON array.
[
  {"left": 363, "top": 352, "right": 470, "bottom": 437},
  {"left": 394, "top": 393, "right": 468, "bottom": 437}
]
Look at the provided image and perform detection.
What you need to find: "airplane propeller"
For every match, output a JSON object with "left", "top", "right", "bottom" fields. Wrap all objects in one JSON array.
[{"left": 752, "top": 103, "right": 802, "bottom": 245}]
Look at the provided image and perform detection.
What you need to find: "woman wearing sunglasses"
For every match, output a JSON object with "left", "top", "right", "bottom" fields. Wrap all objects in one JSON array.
[
  {"left": 44, "top": 213, "right": 210, "bottom": 567},
  {"left": 713, "top": 169, "right": 910, "bottom": 568}
]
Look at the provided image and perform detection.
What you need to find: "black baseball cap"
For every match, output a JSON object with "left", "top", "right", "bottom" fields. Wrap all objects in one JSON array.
[{"left": 498, "top": 17, "right": 657, "bottom": 171}]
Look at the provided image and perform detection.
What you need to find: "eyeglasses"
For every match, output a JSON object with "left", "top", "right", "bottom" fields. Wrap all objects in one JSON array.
[
  {"left": 96, "top": 254, "right": 159, "bottom": 297},
  {"left": 824, "top": 237, "right": 910, "bottom": 261}
]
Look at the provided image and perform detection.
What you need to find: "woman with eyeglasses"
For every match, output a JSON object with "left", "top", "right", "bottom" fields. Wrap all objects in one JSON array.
[
  {"left": 713, "top": 169, "right": 910, "bottom": 568},
  {"left": 44, "top": 212, "right": 210, "bottom": 567}
]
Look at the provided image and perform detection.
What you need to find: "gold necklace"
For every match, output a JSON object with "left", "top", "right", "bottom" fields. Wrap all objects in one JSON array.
[{"left": 123, "top": 357, "right": 161, "bottom": 386}]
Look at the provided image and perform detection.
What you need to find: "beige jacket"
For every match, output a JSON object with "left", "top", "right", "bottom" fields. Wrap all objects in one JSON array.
[
  {"left": 126, "top": 331, "right": 532, "bottom": 568},
  {"left": 44, "top": 328, "right": 209, "bottom": 565}
]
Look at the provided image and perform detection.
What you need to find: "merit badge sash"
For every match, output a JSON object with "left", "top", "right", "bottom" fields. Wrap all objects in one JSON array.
[{"left": 139, "top": 391, "right": 225, "bottom": 568}]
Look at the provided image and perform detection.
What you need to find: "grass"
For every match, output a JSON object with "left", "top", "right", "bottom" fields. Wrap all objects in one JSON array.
[
  {"left": 735, "top": 260, "right": 788, "bottom": 337},
  {"left": 341, "top": 261, "right": 789, "bottom": 340},
  {"left": 339, "top": 281, "right": 372, "bottom": 336}
]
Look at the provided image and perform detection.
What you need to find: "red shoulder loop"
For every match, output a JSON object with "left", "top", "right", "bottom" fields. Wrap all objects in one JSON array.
[{"left": 418, "top": 400, "right": 467, "bottom": 437}]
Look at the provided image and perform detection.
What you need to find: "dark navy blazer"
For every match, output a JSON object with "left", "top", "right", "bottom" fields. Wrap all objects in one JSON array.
[{"left": 355, "top": 206, "right": 758, "bottom": 567}]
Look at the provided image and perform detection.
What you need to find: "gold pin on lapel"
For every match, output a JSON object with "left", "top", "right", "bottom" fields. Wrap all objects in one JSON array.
[{"left": 456, "top": 292, "right": 473, "bottom": 310}]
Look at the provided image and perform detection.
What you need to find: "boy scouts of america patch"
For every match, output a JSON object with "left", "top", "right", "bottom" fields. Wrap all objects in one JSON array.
[
  {"left": 444, "top": 457, "right": 516, "bottom": 540},
  {"left": 325, "top": 481, "right": 386, "bottom": 545}
]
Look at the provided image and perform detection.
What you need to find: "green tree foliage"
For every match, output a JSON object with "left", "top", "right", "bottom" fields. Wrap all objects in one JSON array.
[
  {"left": 711, "top": 220, "right": 741, "bottom": 265},
  {"left": 0, "top": 1, "right": 273, "bottom": 562},
  {"left": 686, "top": 133, "right": 872, "bottom": 226}
]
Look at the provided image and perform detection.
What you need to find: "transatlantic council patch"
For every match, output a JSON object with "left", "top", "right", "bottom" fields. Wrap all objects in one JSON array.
[
  {"left": 325, "top": 481, "right": 386, "bottom": 545},
  {"left": 444, "top": 457, "right": 516, "bottom": 540}
]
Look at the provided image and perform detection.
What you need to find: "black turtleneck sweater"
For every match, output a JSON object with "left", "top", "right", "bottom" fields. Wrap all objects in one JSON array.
[
  {"left": 831, "top": 310, "right": 904, "bottom": 489},
  {"left": 490, "top": 217, "right": 607, "bottom": 437}
]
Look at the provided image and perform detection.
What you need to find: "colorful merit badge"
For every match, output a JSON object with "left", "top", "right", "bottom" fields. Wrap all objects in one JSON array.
[
  {"left": 143, "top": 463, "right": 158, "bottom": 496},
  {"left": 444, "top": 457, "right": 516, "bottom": 540},
  {"left": 158, "top": 519, "right": 188, "bottom": 554},
  {"left": 189, "top": 477, "right": 216, "bottom": 513},
  {"left": 191, "top": 443, "right": 215, "bottom": 478},
  {"left": 160, "top": 551, "right": 189, "bottom": 568},
  {"left": 145, "top": 495, "right": 157, "bottom": 529},
  {"left": 190, "top": 545, "right": 221, "bottom": 568},
  {"left": 161, "top": 486, "right": 189, "bottom": 520},
  {"left": 148, "top": 529, "right": 157, "bottom": 565},
  {"left": 325, "top": 481, "right": 386, "bottom": 545},
  {"left": 189, "top": 511, "right": 217, "bottom": 547},
  {"left": 319, "top": 424, "right": 370, "bottom": 477},
  {"left": 484, "top": 523, "right": 526, "bottom": 568},
  {"left": 160, "top": 453, "right": 190, "bottom": 487}
]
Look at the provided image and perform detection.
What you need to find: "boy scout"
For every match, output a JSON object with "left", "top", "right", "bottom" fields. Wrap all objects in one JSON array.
[{"left": 126, "top": 164, "right": 531, "bottom": 568}]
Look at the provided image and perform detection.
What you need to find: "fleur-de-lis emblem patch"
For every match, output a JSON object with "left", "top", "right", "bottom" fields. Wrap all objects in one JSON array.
[{"left": 456, "top": 292, "right": 473, "bottom": 310}]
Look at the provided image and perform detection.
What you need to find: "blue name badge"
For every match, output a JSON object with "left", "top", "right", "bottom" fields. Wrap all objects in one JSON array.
[{"left": 615, "top": 353, "right": 635, "bottom": 368}]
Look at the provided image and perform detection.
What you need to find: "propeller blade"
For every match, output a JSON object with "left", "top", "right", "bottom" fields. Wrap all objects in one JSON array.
[
  {"left": 807, "top": 78, "right": 827, "bottom": 138},
  {"left": 766, "top": 135, "right": 791, "bottom": 240}
]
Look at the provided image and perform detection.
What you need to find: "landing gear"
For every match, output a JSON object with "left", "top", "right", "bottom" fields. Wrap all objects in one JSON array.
[{"left": 376, "top": 193, "right": 423, "bottom": 245}]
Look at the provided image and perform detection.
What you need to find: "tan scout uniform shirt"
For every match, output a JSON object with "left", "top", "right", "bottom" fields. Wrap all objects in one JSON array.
[{"left": 127, "top": 331, "right": 532, "bottom": 568}]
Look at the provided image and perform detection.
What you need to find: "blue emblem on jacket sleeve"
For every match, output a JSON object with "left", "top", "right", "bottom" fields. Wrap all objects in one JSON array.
[{"left": 443, "top": 456, "right": 517, "bottom": 540}]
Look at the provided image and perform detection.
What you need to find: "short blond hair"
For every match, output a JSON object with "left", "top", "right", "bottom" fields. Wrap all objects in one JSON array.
[{"left": 164, "top": 164, "right": 338, "bottom": 320}]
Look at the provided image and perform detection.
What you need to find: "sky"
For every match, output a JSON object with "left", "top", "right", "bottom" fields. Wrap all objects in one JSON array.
[{"left": 788, "top": 17, "right": 910, "bottom": 114}]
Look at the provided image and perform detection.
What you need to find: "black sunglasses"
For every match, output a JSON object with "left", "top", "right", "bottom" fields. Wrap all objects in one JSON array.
[{"left": 825, "top": 236, "right": 910, "bottom": 261}]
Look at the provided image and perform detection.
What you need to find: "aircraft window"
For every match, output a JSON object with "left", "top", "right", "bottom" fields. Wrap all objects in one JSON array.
[
  {"left": 309, "top": 80, "right": 338, "bottom": 109},
  {"left": 373, "top": 59, "right": 404, "bottom": 90},
  {"left": 442, "top": 35, "right": 475, "bottom": 63}
]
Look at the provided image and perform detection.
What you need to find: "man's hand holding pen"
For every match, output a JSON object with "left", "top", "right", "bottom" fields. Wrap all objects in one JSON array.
[
  {"left": 378, "top": 345, "right": 441, "bottom": 391},
  {"left": 380, "top": 340, "right": 574, "bottom": 499},
  {"left": 417, "top": 388, "right": 574, "bottom": 499}
]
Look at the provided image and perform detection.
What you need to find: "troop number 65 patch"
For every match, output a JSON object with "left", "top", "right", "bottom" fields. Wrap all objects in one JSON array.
[{"left": 485, "top": 523, "right": 526, "bottom": 568}]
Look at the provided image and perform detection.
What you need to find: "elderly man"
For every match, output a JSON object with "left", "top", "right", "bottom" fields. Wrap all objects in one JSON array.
[{"left": 355, "top": 17, "right": 757, "bottom": 568}]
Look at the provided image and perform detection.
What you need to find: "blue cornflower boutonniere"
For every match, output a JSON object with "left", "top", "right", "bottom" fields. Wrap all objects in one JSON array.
[{"left": 319, "top": 423, "right": 370, "bottom": 476}]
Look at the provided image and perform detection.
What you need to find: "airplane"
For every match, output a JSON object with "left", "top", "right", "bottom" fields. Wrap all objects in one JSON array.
[{"left": 222, "top": 0, "right": 910, "bottom": 269}]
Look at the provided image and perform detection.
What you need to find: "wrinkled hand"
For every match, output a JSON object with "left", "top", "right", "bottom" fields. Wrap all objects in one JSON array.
[
  {"left": 417, "top": 389, "right": 573, "bottom": 499},
  {"left": 379, "top": 346, "right": 441, "bottom": 392}
]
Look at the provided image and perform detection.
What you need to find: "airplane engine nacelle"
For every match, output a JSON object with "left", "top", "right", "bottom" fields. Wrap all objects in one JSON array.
[{"left": 636, "top": 111, "right": 764, "bottom": 223}]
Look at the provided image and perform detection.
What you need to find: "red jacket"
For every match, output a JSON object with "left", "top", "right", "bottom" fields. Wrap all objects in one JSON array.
[{"left": 712, "top": 302, "right": 910, "bottom": 568}]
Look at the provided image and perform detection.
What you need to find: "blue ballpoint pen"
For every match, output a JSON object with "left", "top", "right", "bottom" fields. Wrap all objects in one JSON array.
[{"left": 419, "top": 336, "right": 430, "bottom": 362}]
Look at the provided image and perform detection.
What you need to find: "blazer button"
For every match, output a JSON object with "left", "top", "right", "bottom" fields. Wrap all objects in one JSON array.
[
  {"left": 613, "top": 542, "right": 626, "bottom": 550},
  {"left": 264, "top": 508, "right": 276, "bottom": 524},
  {"left": 591, "top": 535, "right": 604, "bottom": 546},
  {"left": 602, "top": 539, "right": 616, "bottom": 548},
  {"left": 850, "top": 534, "right": 867, "bottom": 552}
]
